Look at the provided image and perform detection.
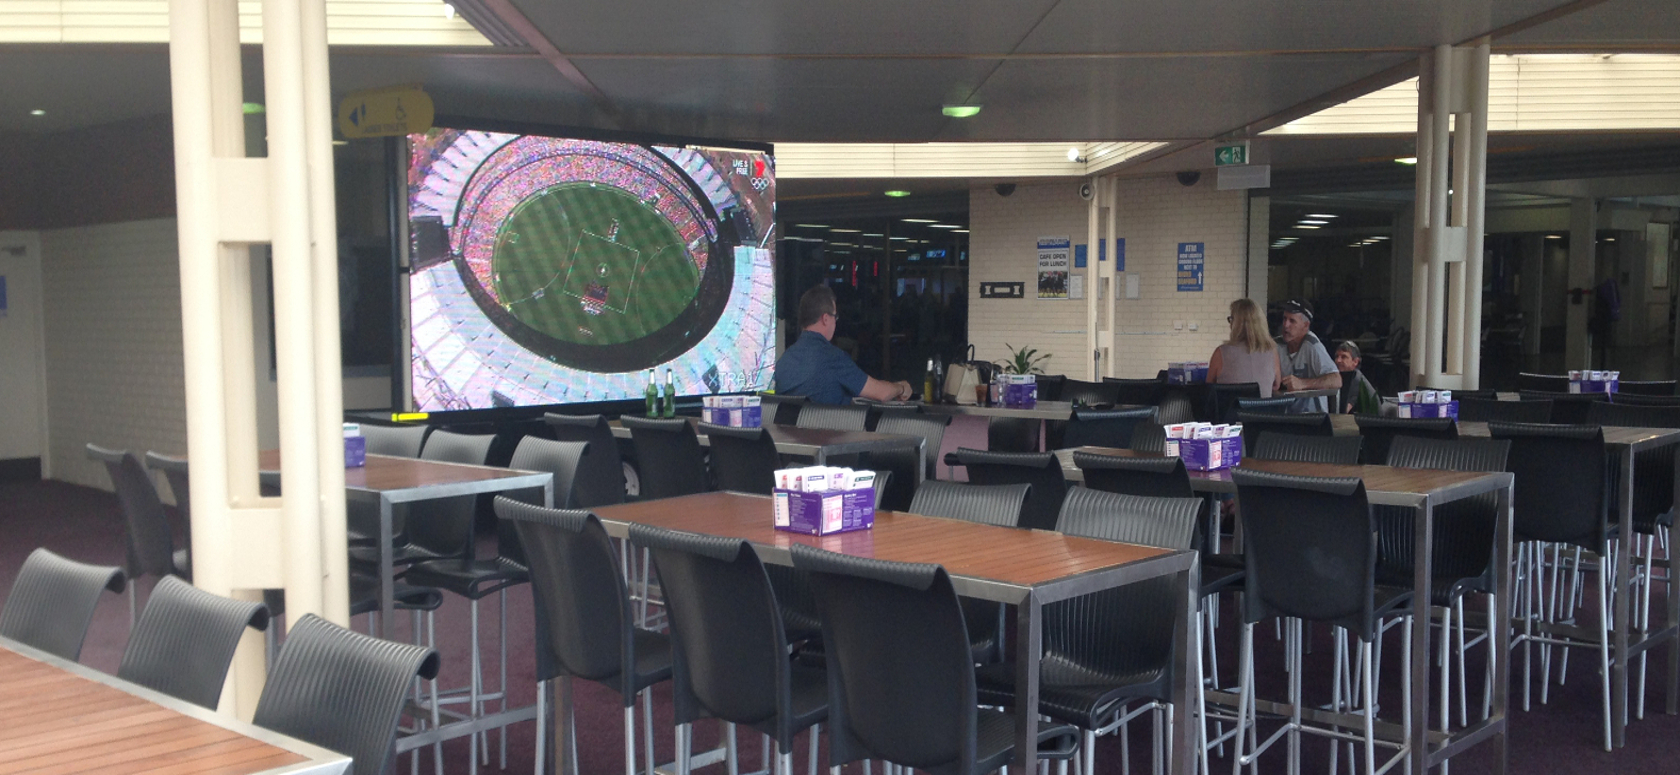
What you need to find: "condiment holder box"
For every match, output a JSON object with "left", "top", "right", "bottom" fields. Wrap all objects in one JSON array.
[
  {"left": 1396, "top": 400, "right": 1459, "bottom": 419},
  {"left": 343, "top": 423, "right": 366, "bottom": 468},
  {"left": 1177, "top": 437, "right": 1243, "bottom": 471},
  {"left": 1001, "top": 374, "right": 1038, "bottom": 409},
  {"left": 1167, "top": 362, "right": 1210, "bottom": 385},
  {"left": 773, "top": 488, "right": 876, "bottom": 536},
  {"left": 703, "top": 396, "right": 762, "bottom": 427},
  {"left": 1568, "top": 370, "right": 1619, "bottom": 395}
]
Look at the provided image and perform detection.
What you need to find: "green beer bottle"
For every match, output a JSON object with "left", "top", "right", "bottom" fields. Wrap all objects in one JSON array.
[
  {"left": 645, "top": 370, "right": 659, "bottom": 418},
  {"left": 662, "top": 368, "right": 677, "bottom": 418}
]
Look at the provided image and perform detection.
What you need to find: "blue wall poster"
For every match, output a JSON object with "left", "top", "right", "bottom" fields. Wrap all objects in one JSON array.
[
  {"left": 0, "top": 275, "right": 7, "bottom": 318},
  {"left": 1176, "top": 242, "right": 1204, "bottom": 292},
  {"left": 1074, "top": 239, "right": 1123, "bottom": 270}
]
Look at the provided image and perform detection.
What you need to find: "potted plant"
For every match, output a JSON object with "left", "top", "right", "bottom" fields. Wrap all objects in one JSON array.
[{"left": 1000, "top": 344, "right": 1050, "bottom": 375}]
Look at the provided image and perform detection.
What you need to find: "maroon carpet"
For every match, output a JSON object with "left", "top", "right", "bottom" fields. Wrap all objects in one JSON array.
[{"left": 2, "top": 478, "right": 1676, "bottom": 773}]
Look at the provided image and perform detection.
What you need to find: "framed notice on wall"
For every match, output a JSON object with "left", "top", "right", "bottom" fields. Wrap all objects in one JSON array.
[
  {"left": 1176, "top": 242, "right": 1204, "bottom": 292},
  {"left": 1037, "top": 236, "right": 1070, "bottom": 299}
]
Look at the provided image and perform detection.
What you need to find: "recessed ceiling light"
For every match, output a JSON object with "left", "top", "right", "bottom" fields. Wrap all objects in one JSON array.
[
  {"left": 902, "top": 218, "right": 937, "bottom": 223},
  {"left": 890, "top": 236, "right": 910, "bottom": 241},
  {"left": 884, "top": 190, "right": 911, "bottom": 198},
  {"left": 1307, "top": 213, "right": 1338, "bottom": 219},
  {"left": 928, "top": 224, "right": 961, "bottom": 229},
  {"left": 1296, "top": 225, "right": 1321, "bottom": 230},
  {"left": 941, "top": 104, "right": 982, "bottom": 118},
  {"left": 29, "top": 109, "right": 45, "bottom": 117},
  {"left": 830, "top": 228, "right": 861, "bottom": 233},
  {"left": 1371, "top": 235, "right": 1389, "bottom": 240},
  {"left": 863, "top": 233, "right": 884, "bottom": 238},
  {"left": 1299, "top": 219, "right": 1329, "bottom": 225},
  {"left": 1545, "top": 234, "right": 1563, "bottom": 240},
  {"left": 1604, "top": 237, "right": 1616, "bottom": 242},
  {"left": 1395, "top": 157, "right": 1418, "bottom": 165},
  {"left": 953, "top": 229, "right": 969, "bottom": 233},
  {"left": 794, "top": 223, "right": 830, "bottom": 229}
]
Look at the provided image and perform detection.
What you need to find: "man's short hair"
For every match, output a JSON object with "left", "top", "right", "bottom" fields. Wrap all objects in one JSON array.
[
  {"left": 1279, "top": 298, "right": 1314, "bottom": 322},
  {"left": 797, "top": 285, "right": 837, "bottom": 329},
  {"left": 1336, "top": 340, "right": 1362, "bottom": 360}
]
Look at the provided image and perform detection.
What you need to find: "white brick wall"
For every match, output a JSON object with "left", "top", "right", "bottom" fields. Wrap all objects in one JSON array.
[
  {"left": 40, "top": 218, "right": 187, "bottom": 490},
  {"left": 968, "top": 176, "right": 1252, "bottom": 379}
]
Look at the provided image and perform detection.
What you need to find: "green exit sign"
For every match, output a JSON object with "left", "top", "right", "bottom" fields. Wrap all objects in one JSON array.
[{"left": 1214, "top": 142, "right": 1249, "bottom": 166}]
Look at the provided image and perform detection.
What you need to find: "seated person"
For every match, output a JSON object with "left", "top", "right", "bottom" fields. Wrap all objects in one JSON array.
[
  {"left": 1276, "top": 299, "right": 1343, "bottom": 413},
  {"left": 1207, "top": 298, "right": 1281, "bottom": 397},
  {"left": 774, "top": 285, "right": 912, "bottom": 404},
  {"left": 1335, "top": 340, "right": 1382, "bottom": 415}
]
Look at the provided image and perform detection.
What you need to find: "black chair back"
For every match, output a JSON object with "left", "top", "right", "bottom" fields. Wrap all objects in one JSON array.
[
  {"left": 1517, "top": 373, "right": 1571, "bottom": 393},
  {"left": 1071, "top": 452, "right": 1193, "bottom": 499},
  {"left": 1236, "top": 397, "right": 1295, "bottom": 415},
  {"left": 1129, "top": 422, "right": 1167, "bottom": 453},
  {"left": 1055, "top": 487, "right": 1199, "bottom": 549},
  {"left": 1060, "top": 407, "right": 1158, "bottom": 450},
  {"left": 908, "top": 481, "right": 1032, "bottom": 528},
  {"left": 986, "top": 417, "right": 1041, "bottom": 453},
  {"left": 1232, "top": 469, "right": 1386, "bottom": 641},
  {"left": 1488, "top": 422, "right": 1608, "bottom": 549},
  {"left": 1607, "top": 393, "right": 1680, "bottom": 407},
  {"left": 1061, "top": 379, "right": 1121, "bottom": 408},
  {"left": 1588, "top": 401, "right": 1680, "bottom": 429},
  {"left": 88, "top": 444, "right": 178, "bottom": 580},
  {"left": 855, "top": 400, "right": 922, "bottom": 431},
  {"left": 703, "top": 423, "right": 780, "bottom": 495},
  {"left": 0, "top": 548, "right": 124, "bottom": 660},
  {"left": 1354, "top": 414, "right": 1458, "bottom": 465},
  {"left": 632, "top": 525, "right": 818, "bottom": 752},
  {"left": 506, "top": 436, "right": 588, "bottom": 508},
  {"left": 410, "top": 431, "right": 496, "bottom": 559},
  {"left": 952, "top": 449, "right": 1067, "bottom": 531},
  {"left": 1456, "top": 397, "right": 1553, "bottom": 423},
  {"left": 795, "top": 404, "right": 869, "bottom": 431},
  {"left": 119, "top": 576, "right": 269, "bottom": 709},
  {"left": 1616, "top": 380, "right": 1677, "bottom": 396},
  {"left": 144, "top": 451, "right": 193, "bottom": 549},
  {"left": 1250, "top": 432, "right": 1362, "bottom": 465},
  {"left": 1233, "top": 411, "right": 1332, "bottom": 451},
  {"left": 1518, "top": 389, "right": 1609, "bottom": 423},
  {"left": 1104, "top": 377, "right": 1168, "bottom": 407},
  {"left": 499, "top": 497, "right": 669, "bottom": 698},
  {"left": 542, "top": 413, "right": 627, "bottom": 507},
  {"left": 253, "top": 614, "right": 439, "bottom": 775},
  {"left": 791, "top": 546, "right": 985, "bottom": 772},
  {"left": 1377, "top": 437, "right": 1511, "bottom": 593},
  {"left": 1034, "top": 374, "right": 1067, "bottom": 402},
  {"left": 621, "top": 416, "right": 710, "bottom": 499},
  {"left": 762, "top": 394, "right": 808, "bottom": 426},
  {"left": 1206, "top": 383, "right": 1262, "bottom": 423},
  {"left": 868, "top": 414, "right": 951, "bottom": 510},
  {"left": 361, "top": 424, "right": 429, "bottom": 457}
]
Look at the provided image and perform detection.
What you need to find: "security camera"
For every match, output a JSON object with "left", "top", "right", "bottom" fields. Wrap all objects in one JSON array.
[
  {"left": 994, "top": 182, "right": 1017, "bottom": 197},
  {"left": 1078, "top": 182, "right": 1094, "bottom": 201},
  {"left": 1176, "top": 171, "right": 1201, "bottom": 187}
]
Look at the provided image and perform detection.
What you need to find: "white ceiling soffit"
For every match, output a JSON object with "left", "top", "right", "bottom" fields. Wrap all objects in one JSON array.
[
  {"left": 1266, "top": 54, "right": 1680, "bottom": 136},
  {"left": 0, "top": 0, "right": 491, "bottom": 46},
  {"left": 774, "top": 141, "right": 1167, "bottom": 179}
]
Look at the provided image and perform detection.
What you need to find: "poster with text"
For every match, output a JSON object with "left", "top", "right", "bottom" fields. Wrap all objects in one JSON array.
[
  {"left": 1037, "top": 236, "right": 1070, "bottom": 299},
  {"left": 1177, "top": 242, "right": 1204, "bottom": 292}
]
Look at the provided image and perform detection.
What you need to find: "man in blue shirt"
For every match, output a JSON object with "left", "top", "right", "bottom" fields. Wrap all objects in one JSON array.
[{"left": 775, "top": 285, "right": 912, "bottom": 404}]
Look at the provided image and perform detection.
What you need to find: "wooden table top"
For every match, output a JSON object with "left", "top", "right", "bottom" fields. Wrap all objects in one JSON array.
[
  {"left": 0, "top": 646, "right": 315, "bottom": 775},
  {"left": 259, "top": 449, "right": 539, "bottom": 493},
  {"left": 592, "top": 491, "right": 1177, "bottom": 591},
  {"left": 1061, "top": 446, "right": 1508, "bottom": 501}
]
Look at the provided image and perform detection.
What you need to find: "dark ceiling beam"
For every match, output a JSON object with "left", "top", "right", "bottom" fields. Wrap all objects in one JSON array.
[{"left": 472, "top": 0, "right": 619, "bottom": 122}]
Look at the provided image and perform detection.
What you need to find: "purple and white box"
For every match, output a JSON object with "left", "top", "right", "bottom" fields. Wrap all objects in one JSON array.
[
  {"left": 343, "top": 423, "right": 367, "bottom": 468},
  {"left": 1002, "top": 375, "right": 1038, "bottom": 408},
  {"left": 1179, "top": 430, "right": 1243, "bottom": 471},
  {"left": 1397, "top": 400, "right": 1459, "bottom": 419},
  {"left": 773, "top": 487, "right": 876, "bottom": 536}
]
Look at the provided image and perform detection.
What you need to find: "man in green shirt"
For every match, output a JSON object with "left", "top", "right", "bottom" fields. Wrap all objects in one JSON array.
[{"left": 1334, "top": 341, "right": 1382, "bottom": 415}]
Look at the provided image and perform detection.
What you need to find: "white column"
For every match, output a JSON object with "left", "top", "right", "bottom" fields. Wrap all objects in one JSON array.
[
  {"left": 1085, "top": 177, "right": 1101, "bottom": 380},
  {"left": 1459, "top": 41, "right": 1491, "bottom": 389},
  {"left": 1103, "top": 176, "right": 1118, "bottom": 378}
]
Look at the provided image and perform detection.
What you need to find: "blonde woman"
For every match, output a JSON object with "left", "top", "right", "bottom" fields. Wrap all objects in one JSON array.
[{"left": 1206, "top": 298, "right": 1281, "bottom": 397}]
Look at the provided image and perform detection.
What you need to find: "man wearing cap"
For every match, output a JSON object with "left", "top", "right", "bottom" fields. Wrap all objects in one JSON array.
[{"left": 1275, "top": 299, "right": 1342, "bottom": 413}]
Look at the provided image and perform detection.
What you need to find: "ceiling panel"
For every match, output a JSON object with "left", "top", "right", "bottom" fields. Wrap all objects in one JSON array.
[
  {"left": 570, "top": 57, "right": 1003, "bottom": 141},
  {"left": 512, "top": 0, "right": 1059, "bottom": 56},
  {"left": 1501, "top": 0, "right": 1680, "bottom": 47},
  {"left": 953, "top": 53, "right": 1415, "bottom": 141},
  {"left": 1015, "top": 0, "right": 1571, "bottom": 54},
  {"left": 0, "top": 47, "right": 171, "bottom": 133}
]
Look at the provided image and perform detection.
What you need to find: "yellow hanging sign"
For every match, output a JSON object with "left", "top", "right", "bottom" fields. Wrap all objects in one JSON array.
[{"left": 338, "top": 86, "right": 433, "bottom": 139}]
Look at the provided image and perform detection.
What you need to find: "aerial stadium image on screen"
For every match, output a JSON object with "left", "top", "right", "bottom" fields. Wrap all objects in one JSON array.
[{"left": 407, "top": 129, "right": 776, "bottom": 411}]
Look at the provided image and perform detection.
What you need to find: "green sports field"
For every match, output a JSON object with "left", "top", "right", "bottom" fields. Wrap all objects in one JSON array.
[{"left": 490, "top": 182, "right": 699, "bottom": 346}]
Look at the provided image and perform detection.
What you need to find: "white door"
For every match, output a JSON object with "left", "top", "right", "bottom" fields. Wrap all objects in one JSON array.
[{"left": 0, "top": 232, "right": 46, "bottom": 470}]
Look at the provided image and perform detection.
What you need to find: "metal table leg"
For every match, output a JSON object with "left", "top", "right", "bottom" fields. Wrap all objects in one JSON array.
[
  {"left": 1614, "top": 447, "right": 1635, "bottom": 747},
  {"left": 1408, "top": 499, "right": 1435, "bottom": 775},
  {"left": 1012, "top": 593, "right": 1042, "bottom": 771},
  {"left": 380, "top": 496, "right": 396, "bottom": 639}
]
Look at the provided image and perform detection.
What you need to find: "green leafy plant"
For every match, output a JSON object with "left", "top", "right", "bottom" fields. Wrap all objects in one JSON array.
[{"left": 1000, "top": 344, "right": 1050, "bottom": 375}]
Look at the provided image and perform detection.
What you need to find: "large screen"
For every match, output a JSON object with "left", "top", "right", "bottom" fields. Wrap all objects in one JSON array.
[{"left": 406, "top": 128, "right": 776, "bottom": 411}]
